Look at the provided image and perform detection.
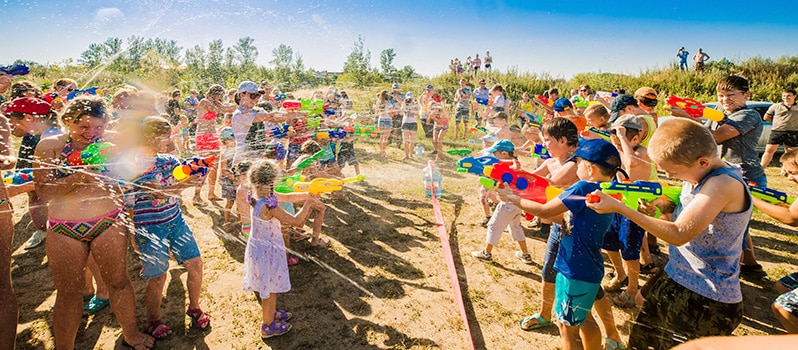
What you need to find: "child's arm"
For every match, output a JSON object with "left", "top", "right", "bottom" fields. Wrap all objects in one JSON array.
[
  {"left": 614, "top": 126, "right": 643, "bottom": 177},
  {"left": 268, "top": 195, "right": 323, "bottom": 227},
  {"left": 586, "top": 174, "right": 747, "bottom": 246},
  {"left": 753, "top": 197, "right": 798, "bottom": 226},
  {"left": 531, "top": 158, "right": 553, "bottom": 177}
]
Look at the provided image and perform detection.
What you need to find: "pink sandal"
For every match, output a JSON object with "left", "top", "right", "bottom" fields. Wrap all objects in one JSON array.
[
  {"left": 287, "top": 255, "right": 300, "bottom": 267},
  {"left": 147, "top": 319, "right": 172, "bottom": 339},
  {"left": 186, "top": 308, "right": 211, "bottom": 329}
]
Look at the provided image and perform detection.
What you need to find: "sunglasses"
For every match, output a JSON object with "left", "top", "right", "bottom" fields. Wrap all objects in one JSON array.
[
  {"left": 66, "top": 87, "right": 76, "bottom": 92},
  {"left": 579, "top": 89, "right": 588, "bottom": 92},
  {"left": 245, "top": 91, "right": 265, "bottom": 99}
]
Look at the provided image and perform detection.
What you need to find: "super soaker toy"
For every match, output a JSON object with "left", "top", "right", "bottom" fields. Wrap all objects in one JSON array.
[
  {"left": 292, "top": 178, "right": 344, "bottom": 195},
  {"left": 173, "top": 155, "right": 216, "bottom": 181},
  {"left": 67, "top": 87, "right": 103, "bottom": 101},
  {"left": 3, "top": 169, "right": 33, "bottom": 185},
  {"left": 666, "top": 95, "right": 725, "bottom": 122},
  {"left": 66, "top": 142, "right": 120, "bottom": 172}
]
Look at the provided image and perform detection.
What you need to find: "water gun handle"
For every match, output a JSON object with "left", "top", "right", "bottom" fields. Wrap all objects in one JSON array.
[{"left": 586, "top": 192, "right": 622, "bottom": 203}]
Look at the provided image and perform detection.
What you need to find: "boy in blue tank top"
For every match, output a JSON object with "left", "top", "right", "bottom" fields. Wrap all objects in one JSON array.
[
  {"left": 497, "top": 138, "right": 620, "bottom": 350},
  {"left": 587, "top": 118, "right": 750, "bottom": 349}
]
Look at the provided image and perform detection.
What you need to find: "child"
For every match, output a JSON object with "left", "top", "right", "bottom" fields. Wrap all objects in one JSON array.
[
  {"left": 602, "top": 114, "right": 655, "bottom": 309},
  {"left": 583, "top": 104, "right": 611, "bottom": 133},
  {"left": 219, "top": 125, "right": 237, "bottom": 229},
  {"left": 586, "top": 118, "right": 749, "bottom": 349},
  {"left": 126, "top": 116, "right": 211, "bottom": 339},
  {"left": 750, "top": 148, "right": 798, "bottom": 333},
  {"left": 471, "top": 140, "right": 534, "bottom": 265},
  {"left": 244, "top": 160, "right": 323, "bottom": 338},
  {"left": 498, "top": 138, "right": 620, "bottom": 350},
  {"left": 427, "top": 102, "right": 449, "bottom": 160},
  {"left": 173, "top": 115, "right": 190, "bottom": 156}
]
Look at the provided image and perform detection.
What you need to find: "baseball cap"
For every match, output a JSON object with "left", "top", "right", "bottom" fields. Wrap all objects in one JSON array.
[
  {"left": 609, "top": 94, "right": 638, "bottom": 122},
  {"left": 485, "top": 139, "right": 515, "bottom": 154},
  {"left": 219, "top": 126, "right": 234, "bottom": 141},
  {"left": 391, "top": 83, "right": 400, "bottom": 89},
  {"left": 2, "top": 97, "right": 51, "bottom": 115},
  {"left": 405, "top": 92, "right": 414, "bottom": 99},
  {"left": 553, "top": 97, "right": 573, "bottom": 112},
  {"left": 0, "top": 64, "right": 29, "bottom": 76},
  {"left": 461, "top": 87, "right": 471, "bottom": 95},
  {"left": 612, "top": 114, "right": 644, "bottom": 131},
  {"left": 426, "top": 84, "right": 434, "bottom": 90},
  {"left": 237, "top": 81, "right": 259, "bottom": 94},
  {"left": 634, "top": 87, "right": 658, "bottom": 100},
  {"left": 568, "top": 138, "right": 621, "bottom": 172}
]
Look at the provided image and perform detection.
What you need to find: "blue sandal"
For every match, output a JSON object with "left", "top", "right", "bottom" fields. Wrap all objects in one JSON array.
[
  {"left": 275, "top": 310, "right": 293, "bottom": 321},
  {"left": 261, "top": 320, "right": 292, "bottom": 339},
  {"left": 519, "top": 313, "right": 554, "bottom": 331},
  {"left": 83, "top": 296, "right": 110, "bottom": 316}
]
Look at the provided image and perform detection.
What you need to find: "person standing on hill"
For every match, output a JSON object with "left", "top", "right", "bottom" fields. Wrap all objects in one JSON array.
[
  {"left": 676, "top": 47, "right": 690, "bottom": 70},
  {"left": 484, "top": 51, "right": 493, "bottom": 71},
  {"left": 760, "top": 88, "right": 798, "bottom": 168},
  {"left": 693, "top": 48, "right": 710, "bottom": 73}
]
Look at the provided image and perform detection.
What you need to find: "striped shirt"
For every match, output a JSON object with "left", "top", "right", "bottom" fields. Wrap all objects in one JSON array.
[{"left": 124, "top": 154, "right": 181, "bottom": 226}]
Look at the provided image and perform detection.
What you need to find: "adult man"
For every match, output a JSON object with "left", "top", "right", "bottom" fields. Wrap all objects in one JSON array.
[
  {"left": 693, "top": 48, "right": 710, "bottom": 73},
  {"left": 676, "top": 47, "right": 689, "bottom": 71},
  {"left": 419, "top": 84, "right": 439, "bottom": 139},
  {"left": 472, "top": 79, "right": 490, "bottom": 126},
  {"left": 454, "top": 79, "right": 472, "bottom": 140},
  {"left": 484, "top": 51, "right": 493, "bottom": 71},
  {"left": 760, "top": 88, "right": 798, "bottom": 168}
]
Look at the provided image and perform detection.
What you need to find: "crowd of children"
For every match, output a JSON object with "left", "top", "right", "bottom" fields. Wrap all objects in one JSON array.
[{"left": 2, "top": 61, "right": 798, "bottom": 349}]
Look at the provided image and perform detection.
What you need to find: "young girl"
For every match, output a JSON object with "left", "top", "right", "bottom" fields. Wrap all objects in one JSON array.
[
  {"left": 375, "top": 90, "right": 392, "bottom": 159},
  {"left": 489, "top": 84, "right": 507, "bottom": 117},
  {"left": 173, "top": 115, "right": 191, "bottom": 156},
  {"left": 126, "top": 116, "right": 210, "bottom": 340},
  {"left": 400, "top": 92, "right": 419, "bottom": 160},
  {"left": 244, "top": 160, "right": 323, "bottom": 338},
  {"left": 427, "top": 102, "right": 449, "bottom": 160}
]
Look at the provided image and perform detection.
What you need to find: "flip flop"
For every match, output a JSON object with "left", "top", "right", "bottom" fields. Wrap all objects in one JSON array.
[
  {"left": 83, "top": 297, "right": 110, "bottom": 316},
  {"left": 309, "top": 237, "right": 331, "bottom": 248},
  {"left": 519, "top": 313, "right": 554, "bottom": 331}
]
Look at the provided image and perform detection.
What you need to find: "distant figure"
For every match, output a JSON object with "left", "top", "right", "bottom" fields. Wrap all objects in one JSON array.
[
  {"left": 676, "top": 47, "right": 689, "bottom": 70},
  {"left": 484, "top": 51, "right": 493, "bottom": 71},
  {"left": 693, "top": 48, "right": 710, "bottom": 73},
  {"left": 760, "top": 88, "right": 798, "bottom": 168},
  {"left": 473, "top": 54, "right": 481, "bottom": 75}
]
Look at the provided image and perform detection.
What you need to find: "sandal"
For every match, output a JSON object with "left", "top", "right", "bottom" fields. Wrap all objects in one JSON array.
[
  {"left": 261, "top": 320, "right": 292, "bottom": 339},
  {"left": 611, "top": 291, "right": 637, "bottom": 309},
  {"left": 605, "top": 337, "right": 627, "bottom": 350},
  {"left": 287, "top": 255, "right": 300, "bottom": 267},
  {"left": 519, "top": 313, "right": 554, "bottom": 331},
  {"left": 740, "top": 263, "right": 765, "bottom": 274},
  {"left": 603, "top": 276, "right": 628, "bottom": 293},
  {"left": 275, "top": 309, "right": 293, "bottom": 321},
  {"left": 83, "top": 296, "right": 110, "bottom": 316},
  {"left": 309, "top": 237, "right": 330, "bottom": 248},
  {"left": 640, "top": 263, "right": 660, "bottom": 275},
  {"left": 147, "top": 319, "right": 172, "bottom": 339},
  {"left": 122, "top": 335, "right": 155, "bottom": 349},
  {"left": 187, "top": 308, "right": 211, "bottom": 329}
]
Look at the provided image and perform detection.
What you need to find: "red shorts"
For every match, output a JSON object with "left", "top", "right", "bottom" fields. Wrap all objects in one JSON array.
[{"left": 196, "top": 133, "right": 220, "bottom": 151}]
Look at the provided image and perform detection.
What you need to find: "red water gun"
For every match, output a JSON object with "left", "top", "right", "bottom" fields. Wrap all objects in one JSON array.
[
  {"left": 534, "top": 95, "right": 553, "bottom": 106},
  {"left": 483, "top": 161, "right": 563, "bottom": 219},
  {"left": 666, "top": 95, "right": 725, "bottom": 122}
]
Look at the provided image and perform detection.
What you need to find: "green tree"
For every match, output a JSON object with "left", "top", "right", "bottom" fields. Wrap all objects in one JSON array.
[
  {"left": 379, "top": 48, "right": 396, "bottom": 81},
  {"left": 233, "top": 37, "right": 259, "bottom": 69},
  {"left": 270, "top": 44, "right": 294, "bottom": 87},
  {"left": 339, "top": 36, "right": 380, "bottom": 87},
  {"left": 207, "top": 39, "right": 225, "bottom": 85}
]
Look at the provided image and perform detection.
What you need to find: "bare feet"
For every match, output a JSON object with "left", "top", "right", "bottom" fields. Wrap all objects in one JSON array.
[
  {"left": 310, "top": 237, "right": 330, "bottom": 248},
  {"left": 123, "top": 334, "right": 155, "bottom": 349}
]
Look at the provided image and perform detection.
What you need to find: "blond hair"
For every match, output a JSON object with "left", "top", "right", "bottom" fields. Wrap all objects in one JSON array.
[
  {"left": 648, "top": 118, "right": 717, "bottom": 166},
  {"left": 584, "top": 104, "right": 609, "bottom": 121}
]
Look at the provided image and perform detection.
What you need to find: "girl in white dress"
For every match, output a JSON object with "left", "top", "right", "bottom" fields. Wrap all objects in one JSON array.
[{"left": 243, "top": 160, "right": 322, "bottom": 338}]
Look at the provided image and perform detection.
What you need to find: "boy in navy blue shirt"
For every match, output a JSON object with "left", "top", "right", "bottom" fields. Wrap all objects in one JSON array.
[{"left": 497, "top": 138, "right": 620, "bottom": 350}]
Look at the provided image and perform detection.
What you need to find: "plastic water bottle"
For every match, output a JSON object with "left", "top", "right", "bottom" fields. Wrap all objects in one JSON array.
[
  {"left": 414, "top": 145, "right": 424, "bottom": 157},
  {"left": 422, "top": 162, "right": 443, "bottom": 198}
]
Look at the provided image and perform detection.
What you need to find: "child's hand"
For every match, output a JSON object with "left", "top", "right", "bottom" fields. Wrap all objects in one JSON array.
[
  {"left": 495, "top": 185, "right": 518, "bottom": 203},
  {"left": 614, "top": 126, "right": 627, "bottom": 140},
  {"left": 637, "top": 199, "right": 658, "bottom": 217},
  {"left": 584, "top": 190, "right": 624, "bottom": 214}
]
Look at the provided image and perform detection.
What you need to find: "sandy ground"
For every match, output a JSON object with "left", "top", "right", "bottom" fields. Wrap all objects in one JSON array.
[{"left": 8, "top": 142, "right": 794, "bottom": 349}]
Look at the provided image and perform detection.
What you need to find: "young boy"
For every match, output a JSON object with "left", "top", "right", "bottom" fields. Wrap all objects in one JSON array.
[
  {"left": 498, "top": 138, "right": 620, "bottom": 350},
  {"left": 219, "top": 124, "right": 237, "bottom": 229},
  {"left": 471, "top": 139, "right": 534, "bottom": 265},
  {"left": 603, "top": 114, "right": 655, "bottom": 308},
  {"left": 586, "top": 118, "right": 749, "bottom": 349}
]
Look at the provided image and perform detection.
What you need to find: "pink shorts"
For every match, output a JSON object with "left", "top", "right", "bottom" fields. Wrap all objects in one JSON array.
[{"left": 196, "top": 133, "right": 220, "bottom": 151}]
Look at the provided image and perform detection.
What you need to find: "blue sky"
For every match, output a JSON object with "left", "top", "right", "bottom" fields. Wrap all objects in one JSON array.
[{"left": 2, "top": 0, "right": 797, "bottom": 79}]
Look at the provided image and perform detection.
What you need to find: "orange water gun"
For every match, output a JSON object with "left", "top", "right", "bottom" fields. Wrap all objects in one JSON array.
[
  {"left": 173, "top": 155, "right": 216, "bottom": 181},
  {"left": 666, "top": 95, "right": 725, "bottom": 122}
]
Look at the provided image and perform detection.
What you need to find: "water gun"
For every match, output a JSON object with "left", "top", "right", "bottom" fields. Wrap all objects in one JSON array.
[
  {"left": 295, "top": 150, "right": 325, "bottom": 170},
  {"left": 456, "top": 155, "right": 501, "bottom": 176},
  {"left": 281, "top": 100, "right": 301, "bottom": 111},
  {"left": 748, "top": 182, "right": 795, "bottom": 206},
  {"left": 292, "top": 178, "right": 344, "bottom": 195},
  {"left": 67, "top": 87, "right": 103, "bottom": 100},
  {"left": 65, "top": 142, "right": 119, "bottom": 170},
  {"left": 470, "top": 124, "right": 489, "bottom": 135},
  {"left": 532, "top": 144, "right": 551, "bottom": 159},
  {"left": 173, "top": 155, "right": 216, "bottom": 181},
  {"left": 275, "top": 173, "right": 305, "bottom": 194},
  {"left": 580, "top": 126, "right": 612, "bottom": 141},
  {"left": 586, "top": 180, "right": 663, "bottom": 211},
  {"left": 446, "top": 149, "right": 472, "bottom": 156},
  {"left": 268, "top": 124, "right": 292, "bottom": 139},
  {"left": 272, "top": 93, "right": 287, "bottom": 102},
  {"left": 519, "top": 111, "right": 543, "bottom": 128},
  {"left": 307, "top": 116, "right": 323, "bottom": 130},
  {"left": 475, "top": 97, "right": 489, "bottom": 106},
  {"left": 343, "top": 125, "right": 376, "bottom": 136},
  {"left": 3, "top": 169, "right": 33, "bottom": 185},
  {"left": 343, "top": 174, "right": 366, "bottom": 183},
  {"left": 314, "top": 129, "right": 348, "bottom": 140},
  {"left": 42, "top": 92, "right": 62, "bottom": 104},
  {"left": 482, "top": 161, "right": 563, "bottom": 219},
  {"left": 572, "top": 96, "right": 590, "bottom": 109},
  {"left": 666, "top": 95, "right": 725, "bottom": 122},
  {"left": 300, "top": 98, "right": 324, "bottom": 115},
  {"left": 535, "top": 95, "right": 553, "bottom": 106}
]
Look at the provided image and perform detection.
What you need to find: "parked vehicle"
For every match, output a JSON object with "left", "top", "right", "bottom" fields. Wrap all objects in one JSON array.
[{"left": 659, "top": 101, "right": 774, "bottom": 152}]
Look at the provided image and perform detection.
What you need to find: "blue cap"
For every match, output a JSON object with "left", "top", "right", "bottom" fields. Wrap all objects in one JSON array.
[
  {"left": 569, "top": 139, "right": 621, "bottom": 172},
  {"left": 553, "top": 97, "right": 573, "bottom": 112},
  {"left": 486, "top": 139, "right": 515, "bottom": 154},
  {"left": 391, "top": 83, "right": 400, "bottom": 89},
  {"left": 236, "top": 81, "right": 259, "bottom": 93},
  {"left": 0, "top": 64, "right": 29, "bottom": 76}
]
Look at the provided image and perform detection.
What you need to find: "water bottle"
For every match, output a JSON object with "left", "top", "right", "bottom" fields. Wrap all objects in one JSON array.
[
  {"left": 422, "top": 162, "right": 443, "bottom": 198},
  {"left": 414, "top": 145, "right": 424, "bottom": 157}
]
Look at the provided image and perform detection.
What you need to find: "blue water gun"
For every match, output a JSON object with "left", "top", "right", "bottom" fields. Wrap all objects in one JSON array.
[
  {"left": 3, "top": 169, "right": 33, "bottom": 185},
  {"left": 532, "top": 144, "right": 551, "bottom": 159},
  {"left": 456, "top": 155, "right": 500, "bottom": 176},
  {"left": 268, "top": 124, "right": 292, "bottom": 139},
  {"left": 748, "top": 183, "right": 795, "bottom": 206},
  {"left": 67, "top": 87, "right": 103, "bottom": 100}
]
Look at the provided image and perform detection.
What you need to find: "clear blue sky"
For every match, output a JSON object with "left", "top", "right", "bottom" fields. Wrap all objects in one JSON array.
[{"left": 2, "top": 0, "right": 797, "bottom": 78}]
